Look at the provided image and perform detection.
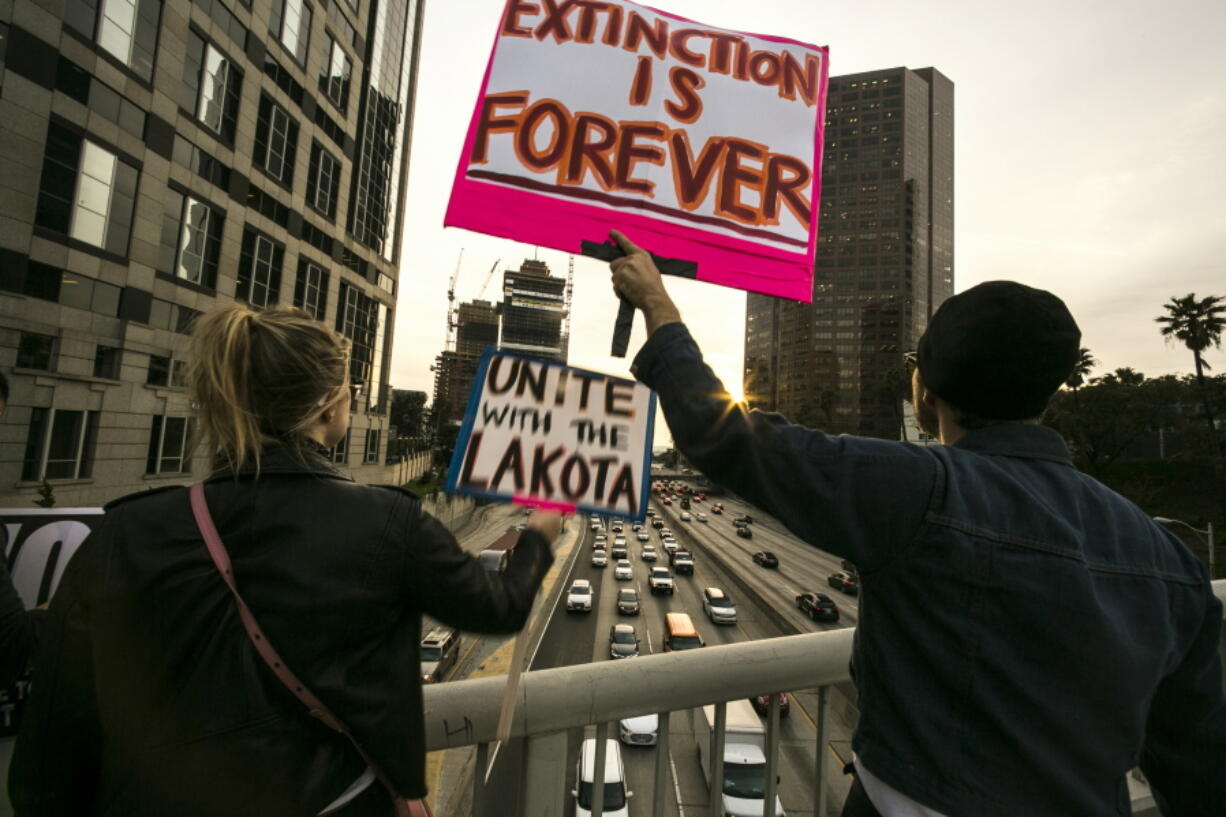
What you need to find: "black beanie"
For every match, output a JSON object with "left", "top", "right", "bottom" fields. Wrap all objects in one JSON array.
[{"left": 916, "top": 281, "right": 1081, "bottom": 420}]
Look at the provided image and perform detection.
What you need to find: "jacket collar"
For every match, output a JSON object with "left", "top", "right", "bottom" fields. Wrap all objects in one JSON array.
[
  {"left": 950, "top": 424, "right": 1073, "bottom": 465},
  {"left": 205, "top": 438, "right": 355, "bottom": 482}
]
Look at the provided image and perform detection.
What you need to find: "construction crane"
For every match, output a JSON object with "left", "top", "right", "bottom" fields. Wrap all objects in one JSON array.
[
  {"left": 476, "top": 259, "right": 501, "bottom": 300},
  {"left": 444, "top": 248, "right": 463, "bottom": 352}
]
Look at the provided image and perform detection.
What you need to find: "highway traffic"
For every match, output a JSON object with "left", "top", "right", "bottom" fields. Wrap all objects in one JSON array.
[{"left": 421, "top": 482, "right": 861, "bottom": 816}]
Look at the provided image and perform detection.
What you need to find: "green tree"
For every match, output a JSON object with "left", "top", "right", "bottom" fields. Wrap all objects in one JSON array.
[
  {"left": 389, "top": 389, "right": 427, "bottom": 438},
  {"left": 34, "top": 480, "right": 56, "bottom": 508},
  {"left": 1064, "top": 347, "right": 1097, "bottom": 391},
  {"left": 1157, "top": 293, "right": 1226, "bottom": 518},
  {"left": 1046, "top": 372, "right": 1179, "bottom": 476},
  {"left": 1157, "top": 294, "right": 1225, "bottom": 449}
]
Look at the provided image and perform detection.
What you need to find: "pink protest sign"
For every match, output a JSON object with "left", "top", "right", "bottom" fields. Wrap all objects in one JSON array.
[{"left": 445, "top": 0, "right": 829, "bottom": 302}]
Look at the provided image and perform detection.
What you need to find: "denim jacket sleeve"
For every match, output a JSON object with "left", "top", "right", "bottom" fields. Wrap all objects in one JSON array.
[
  {"left": 632, "top": 322, "right": 940, "bottom": 572},
  {"left": 1139, "top": 587, "right": 1226, "bottom": 815}
]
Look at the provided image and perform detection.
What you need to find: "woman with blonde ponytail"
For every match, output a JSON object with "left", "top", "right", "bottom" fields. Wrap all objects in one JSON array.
[{"left": 12, "top": 303, "right": 560, "bottom": 817}]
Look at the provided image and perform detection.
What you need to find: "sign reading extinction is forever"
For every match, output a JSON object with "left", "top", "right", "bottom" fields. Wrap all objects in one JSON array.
[
  {"left": 446, "top": 351, "right": 656, "bottom": 519},
  {"left": 445, "top": 0, "right": 829, "bottom": 303}
]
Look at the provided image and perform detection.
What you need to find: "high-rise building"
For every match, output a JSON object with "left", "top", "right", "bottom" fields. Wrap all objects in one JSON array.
[
  {"left": 745, "top": 66, "right": 953, "bottom": 439},
  {"left": 499, "top": 259, "right": 568, "bottom": 363},
  {"left": 431, "top": 298, "right": 499, "bottom": 423},
  {"left": 0, "top": 0, "right": 426, "bottom": 506}
]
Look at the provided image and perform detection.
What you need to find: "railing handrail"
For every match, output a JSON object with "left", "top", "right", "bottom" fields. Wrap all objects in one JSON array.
[
  {"left": 423, "top": 627, "right": 854, "bottom": 750},
  {"left": 424, "top": 579, "right": 1225, "bottom": 752}
]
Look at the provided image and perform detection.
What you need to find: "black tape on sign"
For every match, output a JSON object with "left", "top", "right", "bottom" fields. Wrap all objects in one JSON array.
[{"left": 579, "top": 240, "right": 697, "bottom": 358}]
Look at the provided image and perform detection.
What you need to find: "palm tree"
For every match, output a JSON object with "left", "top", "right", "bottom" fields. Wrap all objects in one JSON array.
[
  {"left": 1156, "top": 294, "right": 1225, "bottom": 448},
  {"left": 1157, "top": 293, "right": 1226, "bottom": 526},
  {"left": 1064, "top": 347, "right": 1097, "bottom": 391}
]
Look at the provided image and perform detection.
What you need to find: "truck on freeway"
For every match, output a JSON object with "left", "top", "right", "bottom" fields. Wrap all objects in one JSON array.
[{"left": 693, "top": 699, "right": 786, "bottom": 817}]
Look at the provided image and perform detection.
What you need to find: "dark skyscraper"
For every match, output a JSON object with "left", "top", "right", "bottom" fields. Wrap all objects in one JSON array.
[
  {"left": 0, "top": 0, "right": 425, "bottom": 506},
  {"left": 745, "top": 66, "right": 953, "bottom": 439}
]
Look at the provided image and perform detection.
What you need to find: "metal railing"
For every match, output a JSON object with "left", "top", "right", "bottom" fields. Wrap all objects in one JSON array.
[{"left": 422, "top": 580, "right": 1226, "bottom": 817}]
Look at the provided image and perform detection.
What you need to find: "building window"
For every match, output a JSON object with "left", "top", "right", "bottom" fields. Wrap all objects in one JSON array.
[
  {"left": 320, "top": 35, "right": 352, "bottom": 112},
  {"left": 146, "top": 415, "right": 192, "bottom": 474},
  {"left": 64, "top": 0, "right": 161, "bottom": 81},
  {"left": 255, "top": 94, "right": 299, "bottom": 187},
  {"left": 171, "top": 194, "right": 224, "bottom": 288},
  {"left": 55, "top": 58, "right": 146, "bottom": 138},
  {"left": 237, "top": 229, "right": 284, "bottom": 308},
  {"left": 307, "top": 141, "right": 340, "bottom": 219},
  {"left": 330, "top": 429, "right": 349, "bottom": 464},
  {"left": 22, "top": 408, "right": 100, "bottom": 481},
  {"left": 17, "top": 332, "right": 56, "bottom": 370},
  {"left": 364, "top": 428, "right": 380, "bottom": 464},
  {"left": 182, "top": 31, "right": 243, "bottom": 142},
  {"left": 147, "top": 353, "right": 170, "bottom": 386},
  {"left": 1, "top": 261, "right": 62, "bottom": 303},
  {"left": 36, "top": 123, "right": 138, "bottom": 256},
  {"left": 294, "top": 259, "right": 328, "bottom": 320},
  {"left": 271, "top": 0, "right": 313, "bottom": 65},
  {"left": 336, "top": 282, "right": 376, "bottom": 390},
  {"left": 93, "top": 345, "right": 121, "bottom": 378},
  {"left": 171, "top": 135, "right": 231, "bottom": 189}
]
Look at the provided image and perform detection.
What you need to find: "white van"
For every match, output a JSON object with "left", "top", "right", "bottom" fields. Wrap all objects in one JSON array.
[{"left": 573, "top": 738, "right": 632, "bottom": 816}]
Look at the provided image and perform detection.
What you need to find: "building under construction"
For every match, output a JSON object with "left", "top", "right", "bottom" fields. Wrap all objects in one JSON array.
[
  {"left": 500, "top": 260, "right": 570, "bottom": 363},
  {"left": 432, "top": 300, "right": 499, "bottom": 424},
  {"left": 432, "top": 258, "right": 571, "bottom": 424}
]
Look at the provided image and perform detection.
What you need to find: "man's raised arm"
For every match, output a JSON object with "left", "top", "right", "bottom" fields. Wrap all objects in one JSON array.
[{"left": 608, "top": 230, "right": 940, "bottom": 573}]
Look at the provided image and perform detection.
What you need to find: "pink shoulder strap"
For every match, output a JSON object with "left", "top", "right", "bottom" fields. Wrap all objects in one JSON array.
[{"left": 189, "top": 483, "right": 427, "bottom": 817}]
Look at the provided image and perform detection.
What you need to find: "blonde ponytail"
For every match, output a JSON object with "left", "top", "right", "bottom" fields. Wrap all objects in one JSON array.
[{"left": 187, "top": 303, "right": 350, "bottom": 474}]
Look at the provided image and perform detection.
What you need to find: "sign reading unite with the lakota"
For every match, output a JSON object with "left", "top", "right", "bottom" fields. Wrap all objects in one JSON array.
[
  {"left": 446, "top": 351, "right": 656, "bottom": 520},
  {"left": 446, "top": 0, "right": 829, "bottom": 302}
]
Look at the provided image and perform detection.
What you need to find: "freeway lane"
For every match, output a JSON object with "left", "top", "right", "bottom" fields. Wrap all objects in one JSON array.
[{"left": 525, "top": 507, "right": 854, "bottom": 816}]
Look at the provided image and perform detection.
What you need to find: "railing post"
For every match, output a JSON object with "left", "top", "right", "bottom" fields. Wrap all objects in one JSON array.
[
  {"left": 472, "top": 741, "right": 488, "bottom": 817},
  {"left": 708, "top": 702, "right": 727, "bottom": 817},
  {"left": 592, "top": 722, "right": 609, "bottom": 817},
  {"left": 652, "top": 712, "right": 670, "bottom": 817},
  {"left": 764, "top": 694, "right": 781, "bottom": 817},
  {"left": 815, "top": 686, "right": 830, "bottom": 817},
  {"left": 522, "top": 730, "right": 568, "bottom": 817}
]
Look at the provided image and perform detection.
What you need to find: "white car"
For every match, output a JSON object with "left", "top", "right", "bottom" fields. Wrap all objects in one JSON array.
[
  {"left": 662, "top": 539, "right": 678, "bottom": 555},
  {"left": 659, "top": 528, "right": 672, "bottom": 538},
  {"left": 593, "top": 534, "right": 607, "bottom": 549},
  {"left": 614, "top": 559, "right": 633, "bottom": 580},
  {"left": 566, "top": 579, "right": 593, "bottom": 612},
  {"left": 590, "top": 521, "right": 601, "bottom": 531},
  {"left": 697, "top": 513, "right": 708, "bottom": 523},
  {"left": 614, "top": 535, "right": 627, "bottom": 547},
  {"left": 636, "top": 531, "right": 650, "bottom": 542},
  {"left": 591, "top": 550, "right": 608, "bottom": 567},
  {"left": 641, "top": 545, "right": 658, "bottom": 562},
  {"left": 680, "top": 512, "right": 692, "bottom": 522},
  {"left": 619, "top": 713, "right": 659, "bottom": 746},
  {"left": 631, "top": 523, "right": 643, "bottom": 532}
]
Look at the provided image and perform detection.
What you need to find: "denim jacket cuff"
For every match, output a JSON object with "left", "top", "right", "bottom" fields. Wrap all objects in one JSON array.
[{"left": 630, "top": 322, "right": 691, "bottom": 387}]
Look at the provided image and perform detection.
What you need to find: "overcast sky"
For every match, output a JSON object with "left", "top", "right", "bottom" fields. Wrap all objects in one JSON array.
[{"left": 391, "top": 0, "right": 1226, "bottom": 439}]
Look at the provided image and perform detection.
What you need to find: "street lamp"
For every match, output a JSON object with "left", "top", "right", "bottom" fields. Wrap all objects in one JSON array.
[{"left": 1154, "top": 517, "right": 1216, "bottom": 579}]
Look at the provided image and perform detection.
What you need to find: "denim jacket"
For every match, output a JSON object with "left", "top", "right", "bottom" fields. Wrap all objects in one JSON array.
[{"left": 633, "top": 323, "right": 1225, "bottom": 817}]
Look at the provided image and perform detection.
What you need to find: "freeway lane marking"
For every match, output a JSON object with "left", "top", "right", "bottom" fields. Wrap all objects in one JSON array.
[{"left": 669, "top": 747, "right": 686, "bottom": 817}]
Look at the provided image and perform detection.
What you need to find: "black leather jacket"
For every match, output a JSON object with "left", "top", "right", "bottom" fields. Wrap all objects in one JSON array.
[{"left": 9, "top": 442, "right": 553, "bottom": 816}]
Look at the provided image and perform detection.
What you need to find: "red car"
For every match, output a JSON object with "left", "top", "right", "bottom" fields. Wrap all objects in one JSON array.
[
  {"left": 750, "top": 692, "right": 790, "bottom": 717},
  {"left": 663, "top": 497, "right": 672, "bottom": 505}
]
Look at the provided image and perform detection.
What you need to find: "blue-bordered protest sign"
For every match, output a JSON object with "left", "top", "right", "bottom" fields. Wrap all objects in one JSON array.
[{"left": 445, "top": 349, "right": 656, "bottom": 520}]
